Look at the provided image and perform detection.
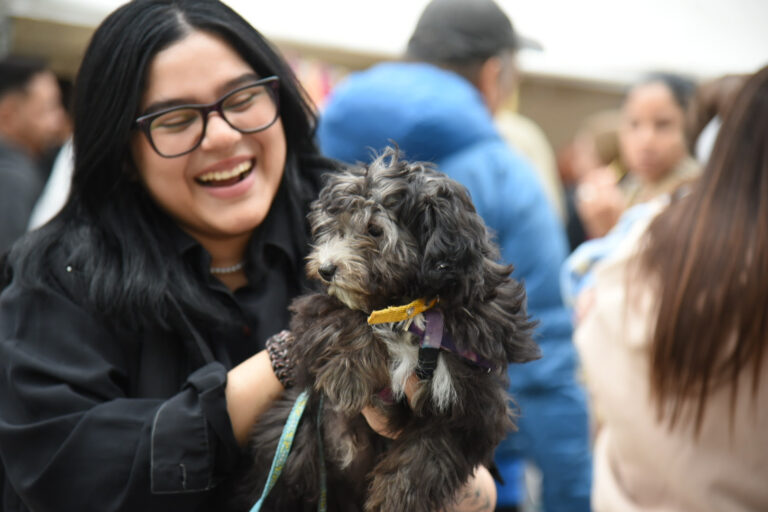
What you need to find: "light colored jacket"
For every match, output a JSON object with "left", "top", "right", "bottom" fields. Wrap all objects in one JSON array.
[{"left": 574, "top": 209, "right": 768, "bottom": 512}]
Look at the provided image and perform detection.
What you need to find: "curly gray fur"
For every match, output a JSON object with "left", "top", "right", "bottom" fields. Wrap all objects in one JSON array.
[{"left": 229, "top": 147, "right": 540, "bottom": 512}]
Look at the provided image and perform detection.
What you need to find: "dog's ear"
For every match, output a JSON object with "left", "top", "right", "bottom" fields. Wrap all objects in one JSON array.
[{"left": 408, "top": 166, "right": 493, "bottom": 302}]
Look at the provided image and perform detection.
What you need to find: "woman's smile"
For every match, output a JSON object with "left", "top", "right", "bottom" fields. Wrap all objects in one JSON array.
[{"left": 195, "top": 158, "right": 254, "bottom": 187}]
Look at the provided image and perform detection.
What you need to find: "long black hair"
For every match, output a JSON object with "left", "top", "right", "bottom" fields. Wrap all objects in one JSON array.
[{"left": 6, "top": 0, "right": 329, "bottom": 330}]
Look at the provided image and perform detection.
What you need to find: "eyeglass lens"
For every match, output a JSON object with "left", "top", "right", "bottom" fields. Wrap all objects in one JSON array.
[{"left": 148, "top": 82, "right": 278, "bottom": 157}]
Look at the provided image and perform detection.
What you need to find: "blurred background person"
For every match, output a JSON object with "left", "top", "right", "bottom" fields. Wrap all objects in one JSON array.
[
  {"left": 557, "top": 109, "right": 622, "bottom": 251},
  {"left": 27, "top": 138, "right": 74, "bottom": 230},
  {"left": 28, "top": 78, "right": 75, "bottom": 231},
  {"left": 575, "top": 63, "right": 768, "bottom": 511},
  {"left": 317, "top": 1, "right": 592, "bottom": 510},
  {"left": 0, "top": 55, "right": 68, "bottom": 254},
  {"left": 575, "top": 73, "right": 700, "bottom": 240},
  {"left": 562, "top": 74, "right": 701, "bottom": 311}
]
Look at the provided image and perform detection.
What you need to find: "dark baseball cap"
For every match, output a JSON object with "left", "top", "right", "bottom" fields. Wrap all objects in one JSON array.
[{"left": 406, "top": 0, "right": 541, "bottom": 63}]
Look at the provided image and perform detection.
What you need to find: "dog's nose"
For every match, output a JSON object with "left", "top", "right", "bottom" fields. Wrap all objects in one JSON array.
[{"left": 318, "top": 263, "right": 337, "bottom": 282}]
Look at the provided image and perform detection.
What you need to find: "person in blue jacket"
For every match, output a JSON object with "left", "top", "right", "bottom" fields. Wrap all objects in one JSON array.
[{"left": 317, "top": 1, "right": 592, "bottom": 510}]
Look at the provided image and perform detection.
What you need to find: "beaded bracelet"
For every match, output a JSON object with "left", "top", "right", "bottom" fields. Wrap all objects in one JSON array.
[{"left": 265, "top": 330, "right": 295, "bottom": 389}]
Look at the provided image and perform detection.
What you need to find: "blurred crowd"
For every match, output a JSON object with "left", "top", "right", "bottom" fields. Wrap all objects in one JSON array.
[{"left": 1, "top": 0, "right": 766, "bottom": 511}]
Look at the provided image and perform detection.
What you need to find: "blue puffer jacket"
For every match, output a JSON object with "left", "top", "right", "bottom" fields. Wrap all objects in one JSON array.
[{"left": 317, "top": 62, "right": 591, "bottom": 511}]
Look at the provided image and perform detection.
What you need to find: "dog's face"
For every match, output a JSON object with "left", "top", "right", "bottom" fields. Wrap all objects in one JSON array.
[{"left": 306, "top": 148, "right": 499, "bottom": 313}]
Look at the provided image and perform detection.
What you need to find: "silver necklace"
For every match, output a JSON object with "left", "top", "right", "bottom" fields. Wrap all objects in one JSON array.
[{"left": 210, "top": 261, "right": 245, "bottom": 274}]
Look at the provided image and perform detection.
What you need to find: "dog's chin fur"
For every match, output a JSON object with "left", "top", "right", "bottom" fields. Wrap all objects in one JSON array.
[
  {"left": 227, "top": 148, "right": 540, "bottom": 512},
  {"left": 326, "top": 285, "right": 366, "bottom": 312}
]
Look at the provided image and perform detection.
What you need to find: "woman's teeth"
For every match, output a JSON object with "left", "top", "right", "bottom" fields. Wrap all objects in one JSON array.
[{"left": 197, "top": 160, "right": 252, "bottom": 184}]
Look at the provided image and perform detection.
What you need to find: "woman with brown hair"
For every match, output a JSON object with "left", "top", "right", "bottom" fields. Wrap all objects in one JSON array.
[{"left": 574, "top": 64, "right": 768, "bottom": 511}]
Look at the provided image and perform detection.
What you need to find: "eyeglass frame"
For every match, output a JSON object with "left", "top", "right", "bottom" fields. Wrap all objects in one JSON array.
[{"left": 134, "top": 75, "right": 281, "bottom": 158}]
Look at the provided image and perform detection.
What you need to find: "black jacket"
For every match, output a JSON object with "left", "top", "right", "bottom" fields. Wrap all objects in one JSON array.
[{"left": 0, "top": 167, "right": 325, "bottom": 511}]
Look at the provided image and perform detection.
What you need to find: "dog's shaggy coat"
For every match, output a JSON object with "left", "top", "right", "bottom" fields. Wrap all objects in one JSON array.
[{"left": 232, "top": 148, "right": 540, "bottom": 511}]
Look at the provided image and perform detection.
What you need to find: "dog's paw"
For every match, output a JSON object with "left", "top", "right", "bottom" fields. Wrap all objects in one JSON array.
[
  {"left": 365, "top": 470, "right": 446, "bottom": 512},
  {"left": 314, "top": 362, "right": 376, "bottom": 413}
]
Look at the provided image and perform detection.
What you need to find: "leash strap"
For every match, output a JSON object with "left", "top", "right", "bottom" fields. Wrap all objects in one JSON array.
[
  {"left": 249, "top": 389, "right": 327, "bottom": 512},
  {"left": 249, "top": 389, "right": 309, "bottom": 512},
  {"left": 414, "top": 309, "right": 444, "bottom": 379},
  {"left": 316, "top": 395, "right": 327, "bottom": 511},
  {"left": 409, "top": 310, "right": 496, "bottom": 374}
]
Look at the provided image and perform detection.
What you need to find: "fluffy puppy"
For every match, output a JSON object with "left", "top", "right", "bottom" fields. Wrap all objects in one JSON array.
[{"left": 232, "top": 148, "right": 540, "bottom": 512}]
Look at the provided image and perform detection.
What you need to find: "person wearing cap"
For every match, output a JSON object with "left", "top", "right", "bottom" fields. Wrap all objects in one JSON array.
[{"left": 317, "top": 1, "right": 592, "bottom": 510}]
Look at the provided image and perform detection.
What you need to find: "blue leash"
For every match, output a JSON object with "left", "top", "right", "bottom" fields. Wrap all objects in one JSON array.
[
  {"left": 249, "top": 389, "right": 327, "bottom": 512},
  {"left": 316, "top": 395, "right": 327, "bottom": 511}
]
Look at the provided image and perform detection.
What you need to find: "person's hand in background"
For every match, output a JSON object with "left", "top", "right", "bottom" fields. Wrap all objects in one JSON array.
[{"left": 576, "top": 165, "right": 626, "bottom": 238}]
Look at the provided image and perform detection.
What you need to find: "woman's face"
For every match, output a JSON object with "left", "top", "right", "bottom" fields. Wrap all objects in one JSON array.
[
  {"left": 132, "top": 30, "right": 286, "bottom": 247},
  {"left": 619, "top": 81, "right": 688, "bottom": 183}
]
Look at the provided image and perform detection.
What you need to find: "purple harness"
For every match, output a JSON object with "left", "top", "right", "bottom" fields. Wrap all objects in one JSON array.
[{"left": 407, "top": 309, "right": 495, "bottom": 377}]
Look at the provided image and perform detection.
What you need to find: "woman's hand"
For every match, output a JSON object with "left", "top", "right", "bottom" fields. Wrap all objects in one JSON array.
[
  {"left": 360, "top": 406, "right": 400, "bottom": 438},
  {"left": 361, "top": 373, "right": 421, "bottom": 438},
  {"left": 443, "top": 465, "right": 497, "bottom": 512}
]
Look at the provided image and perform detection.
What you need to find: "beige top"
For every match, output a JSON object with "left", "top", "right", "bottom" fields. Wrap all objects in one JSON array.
[
  {"left": 620, "top": 156, "right": 701, "bottom": 207},
  {"left": 495, "top": 110, "right": 566, "bottom": 223},
  {"left": 574, "top": 210, "right": 768, "bottom": 512}
]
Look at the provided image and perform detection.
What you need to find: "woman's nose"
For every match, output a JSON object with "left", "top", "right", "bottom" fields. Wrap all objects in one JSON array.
[
  {"left": 200, "top": 113, "right": 241, "bottom": 151},
  {"left": 635, "top": 125, "right": 656, "bottom": 146}
]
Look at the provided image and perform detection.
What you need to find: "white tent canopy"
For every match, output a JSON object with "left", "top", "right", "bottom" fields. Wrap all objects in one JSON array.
[{"left": 9, "top": 0, "right": 768, "bottom": 84}]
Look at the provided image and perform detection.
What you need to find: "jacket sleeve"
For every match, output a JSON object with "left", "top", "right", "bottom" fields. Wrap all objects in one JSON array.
[{"left": 0, "top": 276, "right": 241, "bottom": 511}]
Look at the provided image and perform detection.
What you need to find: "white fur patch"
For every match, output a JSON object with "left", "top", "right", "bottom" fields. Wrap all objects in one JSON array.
[
  {"left": 383, "top": 315, "right": 457, "bottom": 412},
  {"left": 311, "top": 237, "right": 368, "bottom": 310},
  {"left": 386, "top": 331, "right": 418, "bottom": 400},
  {"left": 313, "top": 237, "right": 354, "bottom": 269},
  {"left": 430, "top": 357, "right": 457, "bottom": 412},
  {"left": 335, "top": 434, "right": 358, "bottom": 469},
  {"left": 327, "top": 285, "right": 360, "bottom": 311}
]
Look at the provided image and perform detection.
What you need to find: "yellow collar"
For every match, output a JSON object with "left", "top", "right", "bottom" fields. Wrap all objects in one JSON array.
[{"left": 367, "top": 298, "right": 437, "bottom": 325}]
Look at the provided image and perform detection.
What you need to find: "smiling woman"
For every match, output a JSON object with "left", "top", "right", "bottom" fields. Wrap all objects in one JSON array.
[{"left": 0, "top": 1, "right": 332, "bottom": 510}]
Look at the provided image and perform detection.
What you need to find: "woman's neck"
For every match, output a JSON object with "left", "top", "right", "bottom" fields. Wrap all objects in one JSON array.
[
  {"left": 206, "top": 236, "right": 250, "bottom": 270},
  {"left": 190, "top": 230, "right": 252, "bottom": 291}
]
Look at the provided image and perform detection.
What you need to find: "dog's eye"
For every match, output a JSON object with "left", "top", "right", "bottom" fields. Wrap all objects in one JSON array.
[{"left": 367, "top": 223, "right": 383, "bottom": 237}]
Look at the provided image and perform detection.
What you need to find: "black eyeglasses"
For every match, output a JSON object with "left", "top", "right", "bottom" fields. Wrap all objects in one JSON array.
[{"left": 135, "top": 76, "right": 280, "bottom": 158}]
